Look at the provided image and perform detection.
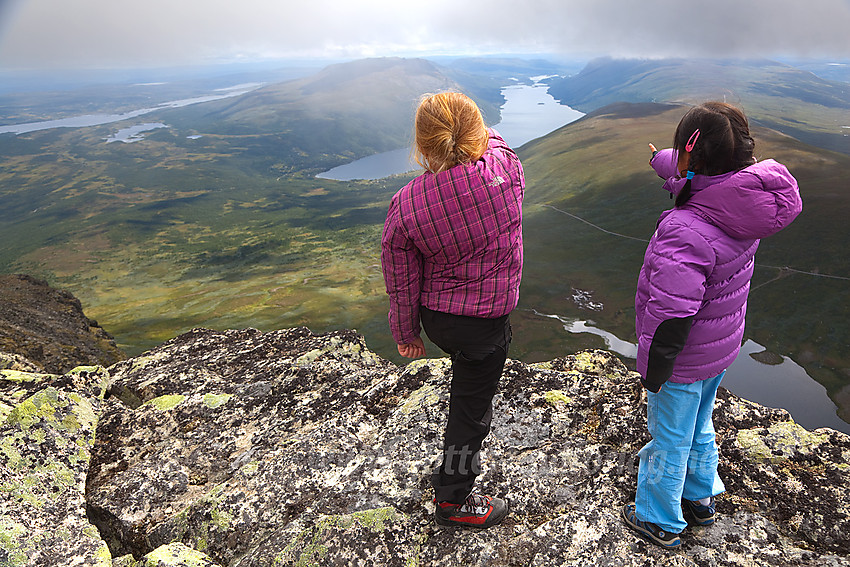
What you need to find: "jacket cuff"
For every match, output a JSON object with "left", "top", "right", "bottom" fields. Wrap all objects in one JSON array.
[{"left": 640, "top": 376, "right": 665, "bottom": 393}]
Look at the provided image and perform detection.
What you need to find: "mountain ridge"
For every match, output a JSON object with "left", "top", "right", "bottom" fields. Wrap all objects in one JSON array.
[{"left": 547, "top": 57, "right": 850, "bottom": 155}]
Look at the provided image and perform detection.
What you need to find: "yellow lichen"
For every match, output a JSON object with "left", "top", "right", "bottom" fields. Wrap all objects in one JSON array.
[
  {"left": 543, "top": 390, "right": 572, "bottom": 407},
  {"left": 202, "top": 393, "right": 232, "bottom": 409},
  {"left": 144, "top": 394, "right": 186, "bottom": 411}
]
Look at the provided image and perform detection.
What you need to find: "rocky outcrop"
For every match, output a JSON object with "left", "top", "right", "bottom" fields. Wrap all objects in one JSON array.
[
  {"left": 2, "top": 327, "right": 849, "bottom": 566},
  {"left": 0, "top": 275, "right": 126, "bottom": 374}
]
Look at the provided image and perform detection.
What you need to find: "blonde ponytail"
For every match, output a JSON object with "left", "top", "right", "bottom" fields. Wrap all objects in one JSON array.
[{"left": 413, "top": 92, "right": 488, "bottom": 174}]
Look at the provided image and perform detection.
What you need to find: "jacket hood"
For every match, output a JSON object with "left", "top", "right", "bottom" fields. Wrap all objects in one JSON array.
[{"left": 666, "top": 159, "right": 802, "bottom": 240}]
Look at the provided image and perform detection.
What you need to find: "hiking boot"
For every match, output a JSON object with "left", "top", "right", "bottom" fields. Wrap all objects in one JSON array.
[
  {"left": 621, "top": 503, "right": 682, "bottom": 548},
  {"left": 682, "top": 497, "right": 716, "bottom": 526},
  {"left": 434, "top": 493, "right": 509, "bottom": 528}
]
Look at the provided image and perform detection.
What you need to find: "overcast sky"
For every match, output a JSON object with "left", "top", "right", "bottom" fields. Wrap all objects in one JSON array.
[{"left": 1, "top": 0, "right": 849, "bottom": 70}]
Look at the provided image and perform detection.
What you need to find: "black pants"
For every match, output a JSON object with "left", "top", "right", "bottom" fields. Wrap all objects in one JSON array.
[{"left": 420, "top": 306, "right": 511, "bottom": 504}]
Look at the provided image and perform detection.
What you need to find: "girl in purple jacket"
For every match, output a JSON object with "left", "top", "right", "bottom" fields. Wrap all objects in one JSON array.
[{"left": 622, "top": 102, "right": 802, "bottom": 548}]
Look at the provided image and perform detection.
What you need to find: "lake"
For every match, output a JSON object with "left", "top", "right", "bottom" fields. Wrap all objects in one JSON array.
[
  {"left": 0, "top": 83, "right": 263, "bottom": 135},
  {"left": 317, "top": 82, "right": 585, "bottom": 181}
]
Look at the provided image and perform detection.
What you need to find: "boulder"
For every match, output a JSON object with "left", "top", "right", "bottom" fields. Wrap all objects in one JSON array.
[
  {"left": 85, "top": 328, "right": 850, "bottom": 566},
  {"left": 2, "top": 327, "right": 848, "bottom": 565},
  {"left": 0, "top": 364, "right": 111, "bottom": 566}
]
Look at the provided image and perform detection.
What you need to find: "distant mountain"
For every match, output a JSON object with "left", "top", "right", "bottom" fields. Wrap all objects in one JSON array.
[
  {"left": 439, "top": 55, "right": 586, "bottom": 80},
  {"left": 515, "top": 101, "right": 850, "bottom": 417},
  {"left": 547, "top": 58, "right": 850, "bottom": 154},
  {"left": 157, "top": 57, "right": 501, "bottom": 172}
]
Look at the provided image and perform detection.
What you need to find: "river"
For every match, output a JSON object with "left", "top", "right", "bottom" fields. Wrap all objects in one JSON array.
[{"left": 533, "top": 309, "right": 849, "bottom": 434}]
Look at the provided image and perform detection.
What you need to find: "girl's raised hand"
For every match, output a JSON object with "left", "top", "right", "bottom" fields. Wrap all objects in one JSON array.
[{"left": 649, "top": 143, "right": 657, "bottom": 154}]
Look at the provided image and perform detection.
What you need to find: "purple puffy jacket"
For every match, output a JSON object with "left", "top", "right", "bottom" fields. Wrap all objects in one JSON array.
[{"left": 635, "top": 149, "right": 802, "bottom": 392}]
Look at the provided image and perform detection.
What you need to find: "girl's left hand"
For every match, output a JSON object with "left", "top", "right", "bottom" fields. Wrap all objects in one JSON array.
[{"left": 648, "top": 143, "right": 658, "bottom": 164}]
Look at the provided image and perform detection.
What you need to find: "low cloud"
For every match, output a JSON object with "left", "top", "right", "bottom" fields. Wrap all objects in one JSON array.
[{"left": 1, "top": 0, "right": 848, "bottom": 69}]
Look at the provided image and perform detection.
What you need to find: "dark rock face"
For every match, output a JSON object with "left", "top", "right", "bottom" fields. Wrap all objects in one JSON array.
[
  {"left": 3, "top": 326, "right": 849, "bottom": 566},
  {"left": 0, "top": 274, "right": 126, "bottom": 373}
]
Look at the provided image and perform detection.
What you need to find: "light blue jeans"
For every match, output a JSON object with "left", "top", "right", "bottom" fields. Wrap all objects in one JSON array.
[{"left": 636, "top": 371, "right": 726, "bottom": 533}]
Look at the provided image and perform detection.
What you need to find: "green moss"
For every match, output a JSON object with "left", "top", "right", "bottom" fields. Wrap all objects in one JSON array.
[
  {"left": 0, "top": 370, "right": 46, "bottom": 384},
  {"left": 0, "top": 516, "right": 26, "bottom": 556},
  {"left": 276, "top": 508, "right": 408, "bottom": 567},
  {"left": 210, "top": 507, "right": 233, "bottom": 530},
  {"left": 295, "top": 349, "right": 325, "bottom": 366},
  {"left": 202, "top": 393, "right": 232, "bottom": 409},
  {"left": 144, "top": 394, "right": 186, "bottom": 411},
  {"left": 6, "top": 388, "right": 69, "bottom": 430},
  {"left": 1, "top": 436, "right": 23, "bottom": 469},
  {"left": 240, "top": 461, "right": 261, "bottom": 476},
  {"left": 67, "top": 365, "right": 101, "bottom": 374},
  {"left": 573, "top": 351, "right": 606, "bottom": 374},
  {"left": 329, "top": 507, "right": 399, "bottom": 531}
]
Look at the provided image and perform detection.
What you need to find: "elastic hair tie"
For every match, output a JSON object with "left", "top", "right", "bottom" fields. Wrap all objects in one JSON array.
[
  {"left": 685, "top": 129, "right": 700, "bottom": 152},
  {"left": 686, "top": 170, "right": 695, "bottom": 180}
]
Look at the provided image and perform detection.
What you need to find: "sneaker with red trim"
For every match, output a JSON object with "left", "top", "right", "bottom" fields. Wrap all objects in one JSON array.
[{"left": 434, "top": 493, "right": 509, "bottom": 528}]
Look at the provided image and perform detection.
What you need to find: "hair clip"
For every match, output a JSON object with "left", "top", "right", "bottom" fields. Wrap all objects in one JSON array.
[
  {"left": 685, "top": 129, "right": 700, "bottom": 152},
  {"left": 686, "top": 170, "right": 695, "bottom": 180}
]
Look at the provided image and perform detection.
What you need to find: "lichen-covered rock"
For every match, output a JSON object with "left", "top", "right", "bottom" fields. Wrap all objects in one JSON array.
[
  {"left": 81, "top": 327, "right": 850, "bottom": 566},
  {"left": 0, "top": 365, "right": 111, "bottom": 566}
]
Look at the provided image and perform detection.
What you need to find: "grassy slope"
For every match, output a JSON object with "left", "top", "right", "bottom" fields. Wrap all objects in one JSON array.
[
  {"left": 515, "top": 102, "right": 850, "bottom": 405},
  {"left": 0, "top": 116, "right": 407, "bottom": 354}
]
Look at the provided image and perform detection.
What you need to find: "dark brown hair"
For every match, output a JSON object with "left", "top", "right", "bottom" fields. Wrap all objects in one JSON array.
[
  {"left": 674, "top": 102, "right": 755, "bottom": 207},
  {"left": 413, "top": 92, "right": 488, "bottom": 174}
]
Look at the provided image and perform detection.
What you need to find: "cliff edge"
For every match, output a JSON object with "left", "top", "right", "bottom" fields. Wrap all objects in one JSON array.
[{"left": 0, "top": 274, "right": 125, "bottom": 374}]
